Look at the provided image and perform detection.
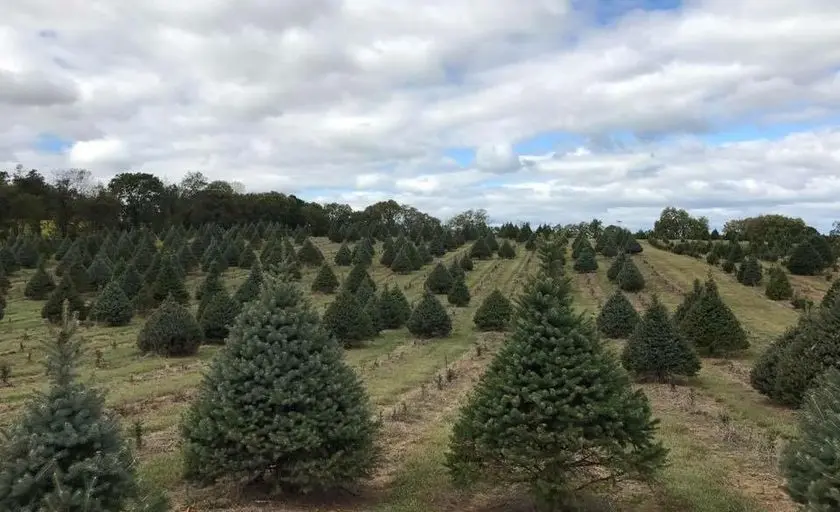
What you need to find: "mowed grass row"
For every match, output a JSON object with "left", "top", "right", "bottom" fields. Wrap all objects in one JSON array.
[{"left": 569, "top": 251, "right": 797, "bottom": 512}]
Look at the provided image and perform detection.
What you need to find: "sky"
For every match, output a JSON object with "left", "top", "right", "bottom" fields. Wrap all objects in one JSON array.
[{"left": 2, "top": 0, "right": 840, "bottom": 231}]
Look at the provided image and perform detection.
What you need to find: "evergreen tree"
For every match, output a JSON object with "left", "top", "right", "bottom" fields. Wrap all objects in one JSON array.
[
  {"left": 787, "top": 241, "right": 824, "bottom": 276},
  {"left": 297, "top": 238, "right": 325, "bottom": 266},
  {"left": 377, "top": 285, "right": 411, "bottom": 329},
  {"left": 573, "top": 247, "right": 598, "bottom": 273},
  {"left": 15, "top": 238, "right": 40, "bottom": 268},
  {"left": 736, "top": 256, "right": 763, "bottom": 286},
  {"left": 622, "top": 296, "right": 700, "bottom": 381},
  {"left": 311, "top": 263, "right": 340, "bottom": 294},
  {"left": 181, "top": 275, "right": 379, "bottom": 491},
  {"left": 596, "top": 289, "right": 640, "bottom": 338},
  {"left": 765, "top": 266, "right": 794, "bottom": 301},
  {"left": 497, "top": 240, "right": 516, "bottom": 259},
  {"left": 233, "top": 263, "right": 263, "bottom": 305},
  {"left": 65, "top": 257, "right": 93, "bottom": 294},
  {"left": 678, "top": 278, "right": 749, "bottom": 356},
  {"left": 672, "top": 278, "right": 703, "bottom": 326},
  {"left": 238, "top": 246, "right": 257, "bottom": 268},
  {"left": 822, "top": 279, "right": 840, "bottom": 309},
  {"left": 0, "top": 308, "right": 139, "bottom": 511},
  {"left": 473, "top": 289, "right": 513, "bottom": 331},
  {"left": 617, "top": 258, "right": 645, "bottom": 292},
  {"left": 780, "top": 367, "right": 840, "bottom": 510},
  {"left": 86, "top": 255, "right": 113, "bottom": 291},
  {"left": 355, "top": 278, "right": 376, "bottom": 308},
  {"left": 425, "top": 262, "right": 454, "bottom": 294},
  {"left": 363, "top": 295, "right": 382, "bottom": 335},
  {"left": 469, "top": 239, "right": 492, "bottom": 260},
  {"left": 199, "top": 287, "right": 237, "bottom": 344},
  {"left": 42, "top": 274, "right": 87, "bottom": 323},
  {"left": 389, "top": 246, "right": 413, "bottom": 274},
  {"left": 334, "top": 243, "right": 353, "bottom": 266},
  {"left": 119, "top": 262, "right": 144, "bottom": 299},
  {"left": 445, "top": 275, "right": 666, "bottom": 507},
  {"left": 483, "top": 232, "right": 499, "bottom": 252},
  {"left": 351, "top": 243, "right": 374, "bottom": 267},
  {"left": 447, "top": 273, "right": 471, "bottom": 307},
  {"left": 343, "top": 263, "right": 375, "bottom": 294},
  {"left": 323, "top": 289, "right": 375, "bottom": 347},
  {"left": 601, "top": 235, "right": 619, "bottom": 257},
  {"left": 24, "top": 259, "right": 56, "bottom": 300},
  {"left": 377, "top": 241, "right": 395, "bottom": 267},
  {"left": 607, "top": 252, "right": 627, "bottom": 281},
  {"left": 749, "top": 321, "right": 804, "bottom": 400},
  {"left": 460, "top": 254, "right": 474, "bottom": 271},
  {"left": 137, "top": 296, "right": 203, "bottom": 357},
  {"left": 0, "top": 245, "right": 19, "bottom": 273},
  {"left": 417, "top": 243, "right": 433, "bottom": 265},
  {"left": 0, "top": 261, "right": 9, "bottom": 293},
  {"left": 407, "top": 291, "right": 452, "bottom": 338},
  {"left": 90, "top": 279, "right": 134, "bottom": 327},
  {"left": 151, "top": 253, "right": 190, "bottom": 306}
]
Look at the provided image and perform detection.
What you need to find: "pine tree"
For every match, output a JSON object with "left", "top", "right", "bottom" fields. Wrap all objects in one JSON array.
[
  {"left": 497, "top": 240, "right": 516, "bottom": 259},
  {"left": 24, "top": 259, "right": 56, "bottom": 300},
  {"left": 596, "top": 289, "right": 640, "bottom": 338},
  {"left": 607, "top": 252, "right": 626, "bottom": 281},
  {"left": 323, "top": 289, "right": 375, "bottom": 347},
  {"left": 672, "top": 278, "right": 703, "bottom": 326},
  {"left": 151, "top": 253, "right": 190, "bottom": 306},
  {"left": 0, "top": 261, "right": 9, "bottom": 293},
  {"left": 787, "top": 241, "right": 824, "bottom": 276},
  {"left": 617, "top": 257, "right": 645, "bottom": 292},
  {"left": 736, "top": 256, "right": 763, "bottom": 286},
  {"left": 573, "top": 247, "right": 598, "bottom": 273},
  {"left": 473, "top": 289, "right": 513, "bottom": 331},
  {"left": 343, "top": 263, "right": 375, "bottom": 294},
  {"left": 311, "top": 263, "right": 340, "bottom": 294},
  {"left": 363, "top": 295, "right": 382, "bottom": 335},
  {"left": 407, "top": 291, "right": 452, "bottom": 338},
  {"left": 137, "top": 296, "right": 203, "bottom": 356},
  {"left": 181, "top": 275, "right": 379, "bottom": 491},
  {"left": 134, "top": 282, "right": 157, "bottom": 316},
  {"left": 377, "top": 241, "right": 395, "bottom": 267},
  {"left": 822, "top": 279, "right": 840, "bottom": 309},
  {"left": 199, "top": 287, "right": 237, "bottom": 344},
  {"left": 749, "top": 321, "right": 804, "bottom": 400},
  {"left": 238, "top": 246, "right": 257, "bottom": 268},
  {"left": 460, "top": 254, "right": 474, "bottom": 272},
  {"left": 86, "top": 254, "right": 113, "bottom": 291},
  {"left": 483, "top": 232, "right": 499, "bottom": 252},
  {"left": 65, "top": 257, "right": 93, "bottom": 294},
  {"left": 297, "top": 238, "right": 325, "bottom": 266},
  {"left": 351, "top": 243, "right": 374, "bottom": 267},
  {"left": 678, "top": 278, "right": 749, "bottom": 356},
  {"left": 90, "top": 279, "right": 134, "bottom": 327},
  {"left": 622, "top": 296, "right": 700, "bottom": 381},
  {"left": 417, "top": 243, "right": 433, "bottom": 265},
  {"left": 425, "top": 262, "right": 453, "bottom": 294},
  {"left": 334, "top": 243, "right": 353, "bottom": 266},
  {"left": 469, "top": 239, "right": 492, "bottom": 260},
  {"left": 377, "top": 285, "right": 411, "bottom": 329},
  {"left": 118, "top": 261, "right": 144, "bottom": 300},
  {"left": 445, "top": 275, "right": 666, "bottom": 506},
  {"left": 388, "top": 246, "right": 412, "bottom": 274},
  {"left": 447, "top": 273, "right": 471, "bottom": 307},
  {"left": 781, "top": 367, "right": 840, "bottom": 509},
  {"left": 0, "top": 307, "right": 138, "bottom": 510},
  {"left": 764, "top": 266, "right": 794, "bottom": 301},
  {"left": 42, "top": 274, "right": 87, "bottom": 323},
  {"left": 601, "top": 235, "right": 619, "bottom": 257},
  {"left": 234, "top": 263, "right": 263, "bottom": 305}
]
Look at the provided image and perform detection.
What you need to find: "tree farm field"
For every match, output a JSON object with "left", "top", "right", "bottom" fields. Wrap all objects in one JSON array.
[{"left": 0, "top": 236, "right": 830, "bottom": 511}]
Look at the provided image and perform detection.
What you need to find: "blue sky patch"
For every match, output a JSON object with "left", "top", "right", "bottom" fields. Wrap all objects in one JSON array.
[
  {"left": 443, "top": 147, "right": 475, "bottom": 167},
  {"left": 33, "top": 133, "right": 72, "bottom": 153}
]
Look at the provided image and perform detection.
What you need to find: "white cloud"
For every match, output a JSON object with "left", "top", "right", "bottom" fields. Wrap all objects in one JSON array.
[{"left": 1, "top": 0, "right": 840, "bottom": 229}]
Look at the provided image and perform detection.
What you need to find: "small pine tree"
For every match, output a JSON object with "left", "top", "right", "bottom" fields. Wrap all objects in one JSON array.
[
  {"left": 377, "top": 241, "right": 395, "bottom": 267},
  {"left": 787, "top": 241, "right": 824, "bottom": 276},
  {"left": 238, "top": 247, "right": 257, "bottom": 268},
  {"left": 377, "top": 285, "right": 412, "bottom": 329},
  {"left": 389, "top": 246, "right": 413, "bottom": 273},
  {"left": 425, "top": 262, "right": 454, "bottom": 294},
  {"left": 297, "top": 238, "right": 325, "bottom": 266},
  {"left": 573, "top": 247, "right": 598, "bottom": 273},
  {"left": 364, "top": 295, "right": 382, "bottom": 335},
  {"left": 181, "top": 275, "right": 379, "bottom": 492},
  {"left": 134, "top": 282, "right": 157, "bottom": 316},
  {"left": 335, "top": 243, "right": 353, "bottom": 266},
  {"left": 672, "top": 278, "right": 703, "bottom": 326},
  {"left": 749, "top": 321, "right": 803, "bottom": 400},
  {"left": 0, "top": 261, "right": 10, "bottom": 293},
  {"left": 617, "top": 258, "right": 645, "bottom": 292},
  {"left": 42, "top": 274, "right": 87, "bottom": 323},
  {"left": 822, "top": 279, "right": 840, "bottom": 309},
  {"left": 119, "top": 262, "right": 144, "bottom": 299},
  {"left": 622, "top": 296, "right": 700, "bottom": 381},
  {"left": 679, "top": 278, "right": 749, "bottom": 356},
  {"left": 607, "top": 252, "right": 626, "bottom": 281},
  {"left": 469, "top": 239, "right": 492, "bottom": 260},
  {"left": 311, "top": 263, "right": 340, "bottom": 294},
  {"left": 407, "top": 291, "right": 452, "bottom": 338},
  {"left": 446, "top": 275, "right": 667, "bottom": 507},
  {"left": 483, "top": 232, "right": 499, "bottom": 252},
  {"left": 460, "top": 254, "right": 474, "bottom": 271},
  {"left": 199, "top": 287, "right": 237, "bottom": 344},
  {"left": 343, "top": 263, "right": 375, "bottom": 294},
  {"left": 351, "top": 243, "right": 374, "bottom": 267},
  {"left": 0, "top": 307, "right": 138, "bottom": 510},
  {"left": 24, "top": 260, "right": 56, "bottom": 300},
  {"left": 597, "top": 289, "right": 640, "bottom": 338},
  {"left": 90, "top": 279, "right": 134, "bottom": 327},
  {"left": 447, "top": 273, "right": 471, "bottom": 307},
  {"left": 736, "top": 256, "right": 763, "bottom": 286},
  {"left": 136, "top": 296, "right": 203, "bottom": 356},
  {"left": 151, "top": 254, "right": 190, "bottom": 306},
  {"left": 765, "top": 266, "right": 794, "bottom": 300},
  {"left": 87, "top": 255, "right": 113, "bottom": 291},
  {"left": 497, "top": 240, "right": 516, "bottom": 259},
  {"left": 234, "top": 263, "right": 263, "bottom": 305},
  {"left": 323, "top": 289, "right": 375, "bottom": 348},
  {"left": 473, "top": 289, "right": 513, "bottom": 331},
  {"left": 780, "top": 367, "right": 840, "bottom": 509}
]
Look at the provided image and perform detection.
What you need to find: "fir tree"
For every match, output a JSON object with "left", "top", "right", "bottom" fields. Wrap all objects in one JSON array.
[
  {"left": 617, "top": 257, "right": 645, "bottom": 292},
  {"left": 323, "top": 289, "right": 375, "bottom": 347},
  {"left": 596, "top": 289, "right": 640, "bottom": 338},
  {"left": 601, "top": 235, "right": 619, "bottom": 257},
  {"left": 90, "top": 279, "right": 134, "bottom": 327},
  {"left": 445, "top": 275, "right": 666, "bottom": 507},
  {"left": 199, "top": 287, "right": 237, "bottom": 344},
  {"left": 573, "top": 247, "right": 598, "bottom": 273},
  {"left": 86, "top": 255, "right": 113, "bottom": 291},
  {"left": 607, "top": 252, "right": 627, "bottom": 281},
  {"left": 334, "top": 243, "right": 353, "bottom": 266},
  {"left": 469, "top": 239, "right": 492, "bottom": 260},
  {"left": 447, "top": 273, "right": 471, "bottom": 307},
  {"left": 137, "top": 295, "right": 203, "bottom": 357},
  {"left": 736, "top": 256, "right": 763, "bottom": 286},
  {"left": 151, "top": 253, "right": 190, "bottom": 306},
  {"left": 377, "top": 285, "right": 411, "bottom": 329},
  {"left": 238, "top": 246, "right": 257, "bottom": 269},
  {"left": 181, "top": 275, "right": 379, "bottom": 491},
  {"left": 483, "top": 232, "right": 499, "bottom": 252},
  {"left": 749, "top": 321, "right": 803, "bottom": 400},
  {"left": 672, "top": 278, "right": 703, "bottom": 326},
  {"left": 473, "top": 289, "right": 513, "bottom": 331},
  {"left": 622, "top": 296, "right": 700, "bottom": 381},
  {"left": 407, "top": 291, "right": 452, "bottom": 338},
  {"left": 311, "top": 263, "right": 340, "bottom": 294},
  {"left": 42, "top": 274, "right": 87, "bottom": 323},
  {"left": 377, "top": 241, "right": 395, "bottom": 267},
  {"left": 0, "top": 307, "right": 138, "bottom": 510},
  {"left": 0, "top": 245, "right": 19, "bottom": 273},
  {"left": 364, "top": 295, "right": 382, "bottom": 335},
  {"left": 65, "top": 257, "right": 93, "bottom": 294},
  {"left": 234, "top": 263, "right": 263, "bottom": 305},
  {"left": 822, "top": 279, "right": 840, "bottom": 309},
  {"left": 425, "top": 262, "right": 454, "bottom": 294},
  {"left": 787, "top": 241, "right": 824, "bottom": 276},
  {"left": 765, "top": 266, "right": 794, "bottom": 301},
  {"left": 297, "top": 238, "right": 325, "bottom": 266},
  {"left": 351, "top": 243, "right": 374, "bottom": 267},
  {"left": 343, "top": 263, "right": 375, "bottom": 294},
  {"left": 119, "top": 262, "right": 144, "bottom": 300},
  {"left": 678, "top": 278, "right": 749, "bottom": 356},
  {"left": 0, "top": 261, "right": 9, "bottom": 293},
  {"left": 24, "top": 259, "right": 56, "bottom": 300},
  {"left": 780, "top": 367, "right": 840, "bottom": 510},
  {"left": 417, "top": 243, "right": 433, "bottom": 265},
  {"left": 134, "top": 282, "right": 157, "bottom": 316},
  {"left": 460, "top": 254, "right": 474, "bottom": 271},
  {"left": 497, "top": 240, "right": 516, "bottom": 259},
  {"left": 355, "top": 278, "right": 376, "bottom": 307}
]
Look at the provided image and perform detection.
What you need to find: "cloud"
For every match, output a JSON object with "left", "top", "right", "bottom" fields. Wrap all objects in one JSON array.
[{"left": 0, "top": 0, "right": 839, "bottom": 229}]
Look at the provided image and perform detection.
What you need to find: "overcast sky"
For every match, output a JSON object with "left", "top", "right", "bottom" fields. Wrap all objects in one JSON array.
[{"left": 2, "top": 0, "right": 840, "bottom": 230}]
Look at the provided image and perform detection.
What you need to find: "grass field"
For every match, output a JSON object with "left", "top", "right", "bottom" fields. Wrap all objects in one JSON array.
[{"left": 0, "top": 238, "right": 827, "bottom": 511}]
